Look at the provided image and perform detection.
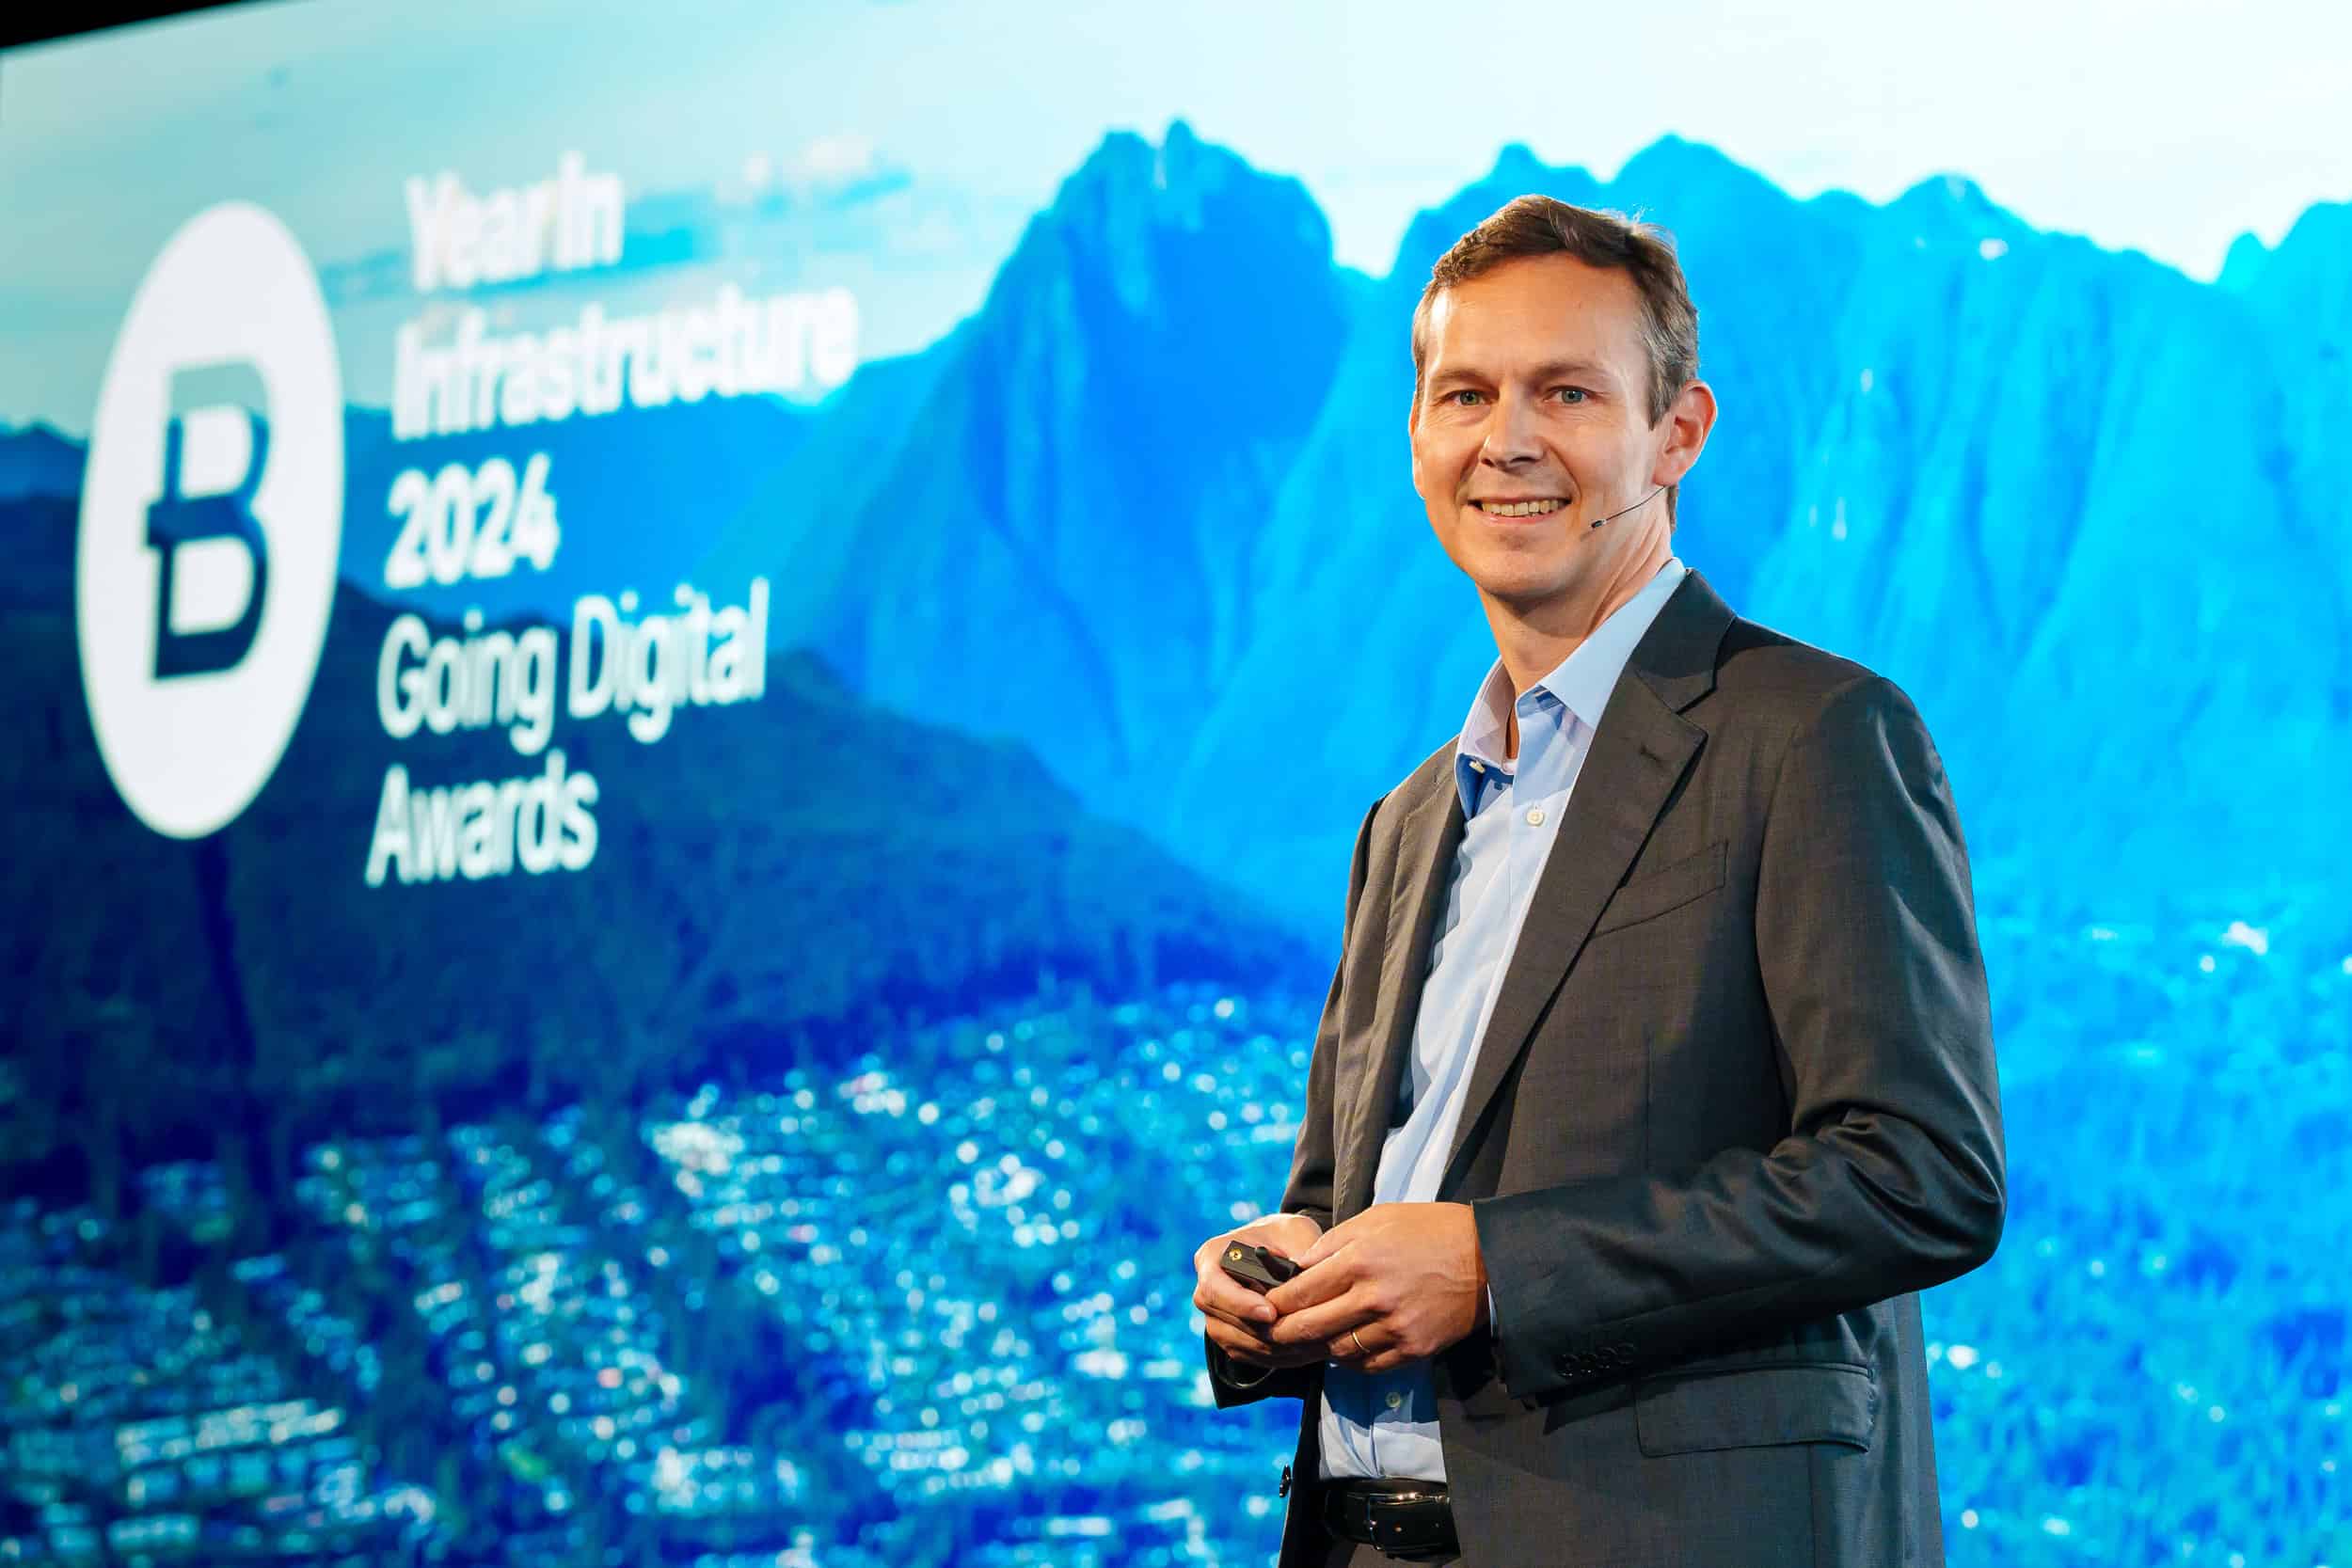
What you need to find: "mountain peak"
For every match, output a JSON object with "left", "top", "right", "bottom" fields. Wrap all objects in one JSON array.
[
  {"left": 2217, "top": 229, "right": 2275, "bottom": 293},
  {"left": 1052, "top": 119, "right": 1259, "bottom": 224},
  {"left": 1883, "top": 169, "right": 2033, "bottom": 251},
  {"left": 1391, "top": 145, "right": 1609, "bottom": 279},
  {"left": 2217, "top": 196, "right": 2352, "bottom": 327},
  {"left": 1608, "top": 135, "right": 1794, "bottom": 237},
  {"left": 1617, "top": 132, "right": 1743, "bottom": 185},
  {"left": 0, "top": 420, "right": 85, "bottom": 501},
  {"left": 1486, "top": 141, "right": 1551, "bottom": 188},
  {"left": 990, "top": 122, "right": 1332, "bottom": 319}
]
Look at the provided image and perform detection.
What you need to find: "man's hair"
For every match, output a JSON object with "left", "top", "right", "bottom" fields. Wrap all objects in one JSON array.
[{"left": 1410, "top": 194, "right": 1700, "bottom": 433}]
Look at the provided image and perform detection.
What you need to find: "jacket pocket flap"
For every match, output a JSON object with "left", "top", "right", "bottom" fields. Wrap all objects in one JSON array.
[
  {"left": 1593, "top": 839, "right": 1727, "bottom": 936},
  {"left": 1633, "top": 1361, "right": 1879, "bottom": 1456}
]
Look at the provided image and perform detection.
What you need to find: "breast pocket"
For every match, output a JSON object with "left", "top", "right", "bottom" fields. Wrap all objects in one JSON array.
[{"left": 1591, "top": 839, "right": 1727, "bottom": 937}]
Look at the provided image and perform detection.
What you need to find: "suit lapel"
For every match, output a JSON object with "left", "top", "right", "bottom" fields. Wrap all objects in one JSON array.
[
  {"left": 1434, "top": 570, "right": 1734, "bottom": 1194},
  {"left": 1336, "top": 760, "right": 1463, "bottom": 1218}
]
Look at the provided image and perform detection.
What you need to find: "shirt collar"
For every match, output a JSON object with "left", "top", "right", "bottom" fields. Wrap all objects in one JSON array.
[{"left": 1454, "top": 556, "right": 1690, "bottom": 816}]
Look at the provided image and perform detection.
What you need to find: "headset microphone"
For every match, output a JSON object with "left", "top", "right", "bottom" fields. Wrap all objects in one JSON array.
[{"left": 1589, "top": 486, "right": 1667, "bottom": 530}]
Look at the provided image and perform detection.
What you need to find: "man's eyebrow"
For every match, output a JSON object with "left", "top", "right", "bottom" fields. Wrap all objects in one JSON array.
[
  {"left": 1424, "top": 357, "right": 1619, "bottom": 391},
  {"left": 1526, "top": 357, "right": 1616, "bottom": 384}
]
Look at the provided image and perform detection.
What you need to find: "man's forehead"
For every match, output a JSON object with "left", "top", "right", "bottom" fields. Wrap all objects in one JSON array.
[{"left": 1423, "top": 257, "right": 1644, "bottom": 375}]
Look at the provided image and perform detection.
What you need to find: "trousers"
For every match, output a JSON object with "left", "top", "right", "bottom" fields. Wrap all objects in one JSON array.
[{"left": 1342, "top": 1543, "right": 1463, "bottom": 1567}]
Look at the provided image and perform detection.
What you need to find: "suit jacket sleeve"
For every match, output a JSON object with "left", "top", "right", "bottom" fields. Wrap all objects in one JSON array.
[
  {"left": 1471, "top": 673, "right": 2008, "bottom": 1402},
  {"left": 1204, "top": 792, "right": 1384, "bottom": 1409}
]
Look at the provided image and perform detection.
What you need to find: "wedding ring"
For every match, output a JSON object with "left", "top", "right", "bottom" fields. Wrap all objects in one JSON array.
[{"left": 1348, "top": 1328, "right": 1369, "bottom": 1357}]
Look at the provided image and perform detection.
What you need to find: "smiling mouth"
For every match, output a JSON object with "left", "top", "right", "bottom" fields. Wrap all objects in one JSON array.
[{"left": 1470, "top": 499, "right": 1567, "bottom": 517}]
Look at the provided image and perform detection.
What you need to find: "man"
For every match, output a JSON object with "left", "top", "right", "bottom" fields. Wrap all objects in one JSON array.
[{"left": 1189, "top": 196, "right": 2006, "bottom": 1568}]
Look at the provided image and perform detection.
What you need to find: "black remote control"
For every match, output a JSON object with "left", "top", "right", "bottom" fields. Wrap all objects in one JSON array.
[{"left": 1220, "top": 1239, "right": 1302, "bottom": 1292}]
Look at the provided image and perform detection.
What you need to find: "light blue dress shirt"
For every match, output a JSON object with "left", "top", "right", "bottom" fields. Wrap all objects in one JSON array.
[{"left": 1315, "top": 555, "right": 1690, "bottom": 1481}]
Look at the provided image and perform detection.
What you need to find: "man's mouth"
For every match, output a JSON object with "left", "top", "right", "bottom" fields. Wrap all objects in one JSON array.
[{"left": 1470, "top": 498, "right": 1566, "bottom": 517}]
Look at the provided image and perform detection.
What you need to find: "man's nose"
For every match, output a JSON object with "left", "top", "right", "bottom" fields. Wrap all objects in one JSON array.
[{"left": 1480, "top": 389, "right": 1543, "bottom": 466}]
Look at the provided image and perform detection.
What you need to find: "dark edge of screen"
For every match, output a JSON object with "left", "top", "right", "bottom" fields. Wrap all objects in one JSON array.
[{"left": 4, "top": 0, "right": 259, "bottom": 53}]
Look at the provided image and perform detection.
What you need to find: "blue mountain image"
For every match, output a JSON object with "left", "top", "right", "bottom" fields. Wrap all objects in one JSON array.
[
  {"left": 0, "top": 420, "right": 83, "bottom": 500},
  {"left": 684, "top": 124, "right": 2346, "bottom": 939},
  {"left": 694, "top": 120, "right": 1354, "bottom": 818},
  {"left": 11, "top": 122, "right": 2345, "bottom": 942}
]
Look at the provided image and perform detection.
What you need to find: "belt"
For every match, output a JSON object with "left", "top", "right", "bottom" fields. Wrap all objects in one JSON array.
[{"left": 1319, "top": 1477, "right": 1459, "bottom": 1560}]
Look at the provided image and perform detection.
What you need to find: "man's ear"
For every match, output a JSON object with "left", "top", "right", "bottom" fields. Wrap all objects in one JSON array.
[{"left": 1651, "top": 378, "right": 1717, "bottom": 489}]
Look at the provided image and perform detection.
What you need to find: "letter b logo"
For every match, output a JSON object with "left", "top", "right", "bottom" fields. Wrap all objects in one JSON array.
[{"left": 77, "top": 203, "right": 342, "bottom": 838}]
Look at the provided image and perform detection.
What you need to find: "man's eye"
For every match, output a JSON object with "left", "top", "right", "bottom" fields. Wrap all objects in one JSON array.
[
  {"left": 1555, "top": 387, "right": 1589, "bottom": 404},
  {"left": 1447, "top": 389, "right": 1482, "bottom": 406}
]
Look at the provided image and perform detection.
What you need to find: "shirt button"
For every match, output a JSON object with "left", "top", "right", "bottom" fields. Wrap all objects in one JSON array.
[
  {"left": 1524, "top": 806, "right": 1546, "bottom": 827},
  {"left": 1386, "top": 1391, "right": 1404, "bottom": 1410}
]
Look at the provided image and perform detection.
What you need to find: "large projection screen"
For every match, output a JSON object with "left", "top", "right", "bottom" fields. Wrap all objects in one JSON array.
[{"left": 4, "top": 2, "right": 2346, "bottom": 1563}]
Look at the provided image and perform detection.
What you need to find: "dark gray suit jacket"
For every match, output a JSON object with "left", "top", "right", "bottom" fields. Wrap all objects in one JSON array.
[{"left": 1205, "top": 568, "right": 2006, "bottom": 1567}]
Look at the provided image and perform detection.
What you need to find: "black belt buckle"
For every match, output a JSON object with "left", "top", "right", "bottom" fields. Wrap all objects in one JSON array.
[{"left": 1325, "top": 1482, "right": 1458, "bottom": 1560}]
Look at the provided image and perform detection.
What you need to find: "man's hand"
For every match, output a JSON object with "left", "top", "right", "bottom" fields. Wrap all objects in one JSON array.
[
  {"left": 1262, "top": 1201, "right": 1489, "bottom": 1374},
  {"left": 1193, "top": 1212, "right": 1327, "bottom": 1371}
]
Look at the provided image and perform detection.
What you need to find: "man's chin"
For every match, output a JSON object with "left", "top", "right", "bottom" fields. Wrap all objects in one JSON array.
[{"left": 1470, "top": 563, "right": 1581, "bottom": 611}]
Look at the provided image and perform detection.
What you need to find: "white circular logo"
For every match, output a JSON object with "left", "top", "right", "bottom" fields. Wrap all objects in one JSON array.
[{"left": 76, "top": 202, "right": 343, "bottom": 838}]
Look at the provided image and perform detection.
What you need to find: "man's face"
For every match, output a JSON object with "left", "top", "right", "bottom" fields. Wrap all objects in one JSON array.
[{"left": 1409, "top": 254, "right": 1701, "bottom": 615}]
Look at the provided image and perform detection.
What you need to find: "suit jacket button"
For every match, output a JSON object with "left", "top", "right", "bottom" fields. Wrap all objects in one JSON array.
[{"left": 1279, "top": 1464, "right": 1292, "bottom": 1498}]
